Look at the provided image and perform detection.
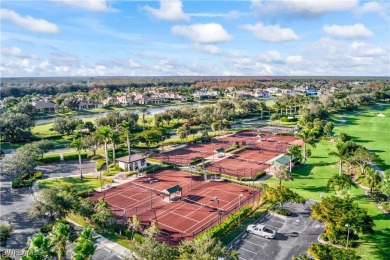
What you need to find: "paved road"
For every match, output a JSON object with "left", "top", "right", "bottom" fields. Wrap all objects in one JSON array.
[
  {"left": 230, "top": 201, "right": 324, "bottom": 260},
  {"left": 36, "top": 159, "right": 96, "bottom": 179}
]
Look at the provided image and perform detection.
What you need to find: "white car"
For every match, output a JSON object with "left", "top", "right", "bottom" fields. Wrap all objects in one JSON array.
[{"left": 246, "top": 224, "right": 276, "bottom": 239}]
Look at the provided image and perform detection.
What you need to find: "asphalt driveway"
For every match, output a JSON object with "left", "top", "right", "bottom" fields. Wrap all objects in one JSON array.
[{"left": 230, "top": 200, "right": 324, "bottom": 260}]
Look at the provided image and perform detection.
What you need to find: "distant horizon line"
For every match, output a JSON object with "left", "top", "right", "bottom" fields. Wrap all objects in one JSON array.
[{"left": 1, "top": 75, "right": 389, "bottom": 79}]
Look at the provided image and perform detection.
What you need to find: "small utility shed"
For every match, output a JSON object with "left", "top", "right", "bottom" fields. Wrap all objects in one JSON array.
[
  {"left": 162, "top": 185, "right": 182, "bottom": 202},
  {"left": 214, "top": 147, "right": 225, "bottom": 157},
  {"left": 265, "top": 154, "right": 293, "bottom": 167},
  {"left": 116, "top": 153, "right": 147, "bottom": 171}
]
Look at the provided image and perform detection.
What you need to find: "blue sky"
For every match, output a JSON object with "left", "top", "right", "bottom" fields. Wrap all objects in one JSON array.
[{"left": 1, "top": 0, "right": 389, "bottom": 77}]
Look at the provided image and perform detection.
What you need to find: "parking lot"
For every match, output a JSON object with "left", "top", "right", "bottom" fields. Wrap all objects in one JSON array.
[{"left": 230, "top": 201, "right": 324, "bottom": 260}]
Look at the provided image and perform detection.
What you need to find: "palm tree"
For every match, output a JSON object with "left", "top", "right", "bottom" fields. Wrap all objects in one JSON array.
[
  {"left": 23, "top": 233, "right": 54, "bottom": 260},
  {"left": 109, "top": 130, "right": 121, "bottom": 166},
  {"left": 70, "top": 138, "right": 84, "bottom": 178},
  {"left": 285, "top": 144, "right": 302, "bottom": 173},
  {"left": 329, "top": 141, "right": 355, "bottom": 175},
  {"left": 295, "top": 129, "right": 317, "bottom": 164},
  {"left": 365, "top": 168, "right": 382, "bottom": 194},
  {"left": 72, "top": 227, "right": 97, "bottom": 260},
  {"left": 121, "top": 120, "right": 134, "bottom": 171},
  {"left": 273, "top": 165, "right": 292, "bottom": 186},
  {"left": 49, "top": 222, "right": 70, "bottom": 260},
  {"left": 96, "top": 126, "right": 112, "bottom": 175},
  {"left": 327, "top": 173, "right": 357, "bottom": 196},
  {"left": 138, "top": 107, "right": 150, "bottom": 131}
]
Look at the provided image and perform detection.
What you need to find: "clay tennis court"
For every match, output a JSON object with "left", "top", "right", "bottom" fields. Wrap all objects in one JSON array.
[
  {"left": 91, "top": 169, "right": 260, "bottom": 245},
  {"left": 152, "top": 140, "right": 231, "bottom": 165}
]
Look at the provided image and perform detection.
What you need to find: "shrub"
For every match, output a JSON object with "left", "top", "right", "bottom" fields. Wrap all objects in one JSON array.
[
  {"left": 40, "top": 224, "right": 52, "bottom": 233},
  {"left": 133, "top": 233, "right": 144, "bottom": 243},
  {"left": 95, "top": 159, "right": 106, "bottom": 171},
  {"left": 198, "top": 205, "right": 252, "bottom": 239},
  {"left": 270, "top": 205, "right": 292, "bottom": 216},
  {"left": 280, "top": 116, "right": 289, "bottom": 122},
  {"left": 124, "top": 171, "right": 138, "bottom": 177},
  {"left": 254, "top": 171, "right": 266, "bottom": 180},
  {"left": 38, "top": 154, "right": 61, "bottom": 163},
  {"left": 34, "top": 171, "right": 43, "bottom": 179},
  {"left": 231, "top": 146, "right": 249, "bottom": 154},
  {"left": 270, "top": 114, "right": 280, "bottom": 120},
  {"left": 11, "top": 177, "right": 35, "bottom": 188},
  {"left": 381, "top": 202, "right": 390, "bottom": 211},
  {"left": 90, "top": 154, "right": 103, "bottom": 160},
  {"left": 63, "top": 153, "right": 88, "bottom": 161}
]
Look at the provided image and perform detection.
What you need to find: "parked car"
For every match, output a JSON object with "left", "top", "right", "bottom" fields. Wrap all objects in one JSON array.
[{"left": 246, "top": 224, "right": 276, "bottom": 239}]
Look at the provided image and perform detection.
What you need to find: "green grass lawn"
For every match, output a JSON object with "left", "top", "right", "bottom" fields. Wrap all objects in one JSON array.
[
  {"left": 332, "top": 103, "right": 390, "bottom": 169},
  {"left": 38, "top": 176, "right": 109, "bottom": 194},
  {"left": 264, "top": 103, "right": 390, "bottom": 260}
]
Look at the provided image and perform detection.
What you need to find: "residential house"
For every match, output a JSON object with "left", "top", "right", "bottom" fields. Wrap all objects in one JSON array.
[
  {"left": 252, "top": 89, "right": 270, "bottom": 98},
  {"left": 116, "top": 153, "right": 147, "bottom": 171},
  {"left": 77, "top": 99, "right": 103, "bottom": 110},
  {"left": 102, "top": 96, "right": 118, "bottom": 106},
  {"left": 116, "top": 94, "right": 134, "bottom": 106},
  {"left": 193, "top": 91, "right": 218, "bottom": 100},
  {"left": 32, "top": 99, "right": 59, "bottom": 113},
  {"left": 161, "top": 93, "right": 187, "bottom": 102}
]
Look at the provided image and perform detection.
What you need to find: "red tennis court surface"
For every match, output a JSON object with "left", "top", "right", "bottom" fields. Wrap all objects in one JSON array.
[
  {"left": 152, "top": 140, "right": 231, "bottom": 165},
  {"left": 91, "top": 169, "right": 260, "bottom": 245},
  {"left": 152, "top": 131, "right": 301, "bottom": 165}
]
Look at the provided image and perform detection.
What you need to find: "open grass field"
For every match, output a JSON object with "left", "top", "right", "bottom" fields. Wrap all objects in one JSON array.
[
  {"left": 332, "top": 103, "right": 390, "bottom": 169},
  {"left": 265, "top": 103, "right": 390, "bottom": 260},
  {"left": 38, "top": 176, "right": 110, "bottom": 194}
]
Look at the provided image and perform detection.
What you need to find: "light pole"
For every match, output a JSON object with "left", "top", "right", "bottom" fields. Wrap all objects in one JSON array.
[
  {"left": 150, "top": 181, "right": 153, "bottom": 209},
  {"left": 238, "top": 194, "right": 243, "bottom": 226},
  {"left": 345, "top": 223, "right": 350, "bottom": 249},
  {"left": 210, "top": 196, "right": 220, "bottom": 223}
]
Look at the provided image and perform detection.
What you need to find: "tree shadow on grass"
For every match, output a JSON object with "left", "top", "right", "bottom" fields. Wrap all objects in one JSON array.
[{"left": 361, "top": 226, "right": 390, "bottom": 260}]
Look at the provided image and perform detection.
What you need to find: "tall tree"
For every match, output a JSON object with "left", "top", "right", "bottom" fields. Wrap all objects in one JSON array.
[
  {"left": 91, "top": 198, "right": 115, "bottom": 227},
  {"left": 380, "top": 171, "right": 390, "bottom": 201},
  {"left": 109, "top": 130, "right": 121, "bottom": 166},
  {"left": 53, "top": 116, "right": 81, "bottom": 135},
  {"left": 0, "top": 112, "right": 33, "bottom": 142},
  {"left": 262, "top": 184, "right": 305, "bottom": 209},
  {"left": 2, "top": 144, "right": 40, "bottom": 179},
  {"left": 69, "top": 138, "right": 84, "bottom": 178},
  {"left": 49, "top": 222, "right": 71, "bottom": 260},
  {"left": 82, "top": 134, "right": 101, "bottom": 156},
  {"left": 121, "top": 120, "right": 135, "bottom": 171},
  {"left": 285, "top": 144, "right": 302, "bottom": 173},
  {"left": 295, "top": 129, "right": 317, "bottom": 164},
  {"left": 365, "top": 168, "right": 382, "bottom": 194},
  {"left": 138, "top": 107, "right": 150, "bottom": 131},
  {"left": 22, "top": 233, "right": 54, "bottom": 260},
  {"left": 179, "top": 234, "right": 238, "bottom": 260},
  {"left": 329, "top": 141, "right": 358, "bottom": 175},
  {"left": 273, "top": 165, "right": 293, "bottom": 186},
  {"left": 32, "top": 140, "right": 55, "bottom": 158},
  {"left": 327, "top": 173, "right": 358, "bottom": 196},
  {"left": 127, "top": 215, "right": 142, "bottom": 239},
  {"left": 323, "top": 121, "right": 334, "bottom": 137},
  {"left": 96, "top": 126, "right": 112, "bottom": 175},
  {"left": 72, "top": 227, "right": 97, "bottom": 260}
]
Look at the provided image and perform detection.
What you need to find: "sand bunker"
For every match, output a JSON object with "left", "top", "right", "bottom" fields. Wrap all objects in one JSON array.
[{"left": 377, "top": 114, "right": 385, "bottom": 117}]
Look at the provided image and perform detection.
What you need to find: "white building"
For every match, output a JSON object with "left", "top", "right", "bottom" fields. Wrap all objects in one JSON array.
[{"left": 116, "top": 153, "right": 147, "bottom": 171}]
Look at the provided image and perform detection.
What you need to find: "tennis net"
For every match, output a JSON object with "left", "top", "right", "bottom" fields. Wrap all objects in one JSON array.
[
  {"left": 183, "top": 195, "right": 219, "bottom": 212},
  {"left": 130, "top": 181, "right": 164, "bottom": 196}
]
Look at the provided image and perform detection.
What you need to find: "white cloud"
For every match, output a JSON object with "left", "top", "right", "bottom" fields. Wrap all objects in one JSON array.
[
  {"left": 258, "top": 50, "right": 283, "bottom": 63},
  {"left": 143, "top": 0, "right": 190, "bottom": 22},
  {"left": 0, "top": 8, "right": 59, "bottom": 33},
  {"left": 242, "top": 22, "right": 298, "bottom": 42},
  {"left": 171, "top": 23, "right": 232, "bottom": 43},
  {"left": 56, "top": 0, "right": 111, "bottom": 12},
  {"left": 251, "top": 0, "right": 358, "bottom": 17},
  {"left": 286, "top": 55, "right": 302, "bottom": 63},
  {"left": 355, "top": 1, "right": 390, "bottom": 23},
  {"left": 323, "top": 23, "right": 373, "bottom": 38},
  {"left": 191, "top": 44, "right": 221, "bottom": 54},
  {"left": 188, "top": 10, "right": 249, "bottom": 20},
  {"left": 128, "top": 59, "right": 141, "bottom": 68},
  {"left": 1, "top": 47, "right": 37, "bottom": 59},
  {"left": 348, "top": 42, "right": 385, "bottom": 57}
]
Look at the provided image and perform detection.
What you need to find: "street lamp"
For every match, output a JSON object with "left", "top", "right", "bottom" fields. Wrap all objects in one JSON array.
[
  {"left": 149, "top": 181, "right": 153, "bottom": 209},
  {"left": 238, "top": 194, "right": 243, "bottom": 226},
  {"left": 345, "top": 223, "right": 350, "bottom": 249},
  {"left": 210, "top": 196, "right": 220, "bottom": 223}
]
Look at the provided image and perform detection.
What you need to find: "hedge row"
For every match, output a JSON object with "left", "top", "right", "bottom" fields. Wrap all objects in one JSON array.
[
  {"left": 12, "top": 171, "right": 43, "bottom": 188},
  {"left": 63, "top": 153, "right": 88, "bottom": 161},
  {"left": 224, "top": 145, "right": 239, "bottom": 153},
  {"left": 239, "top": 171, "right": 266, "bottom": 181},
  {"left": 189, "top": 158, "right": 203, "bottom": 165},
  {"left": 38, "top": 154, "right": 61, "bottom": 163},
  {"left": 198, "top": 205, "right": 252, "bottom": 240},
  {"left": 146, "top": 158, "right": 163, "bottom": 164}
]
